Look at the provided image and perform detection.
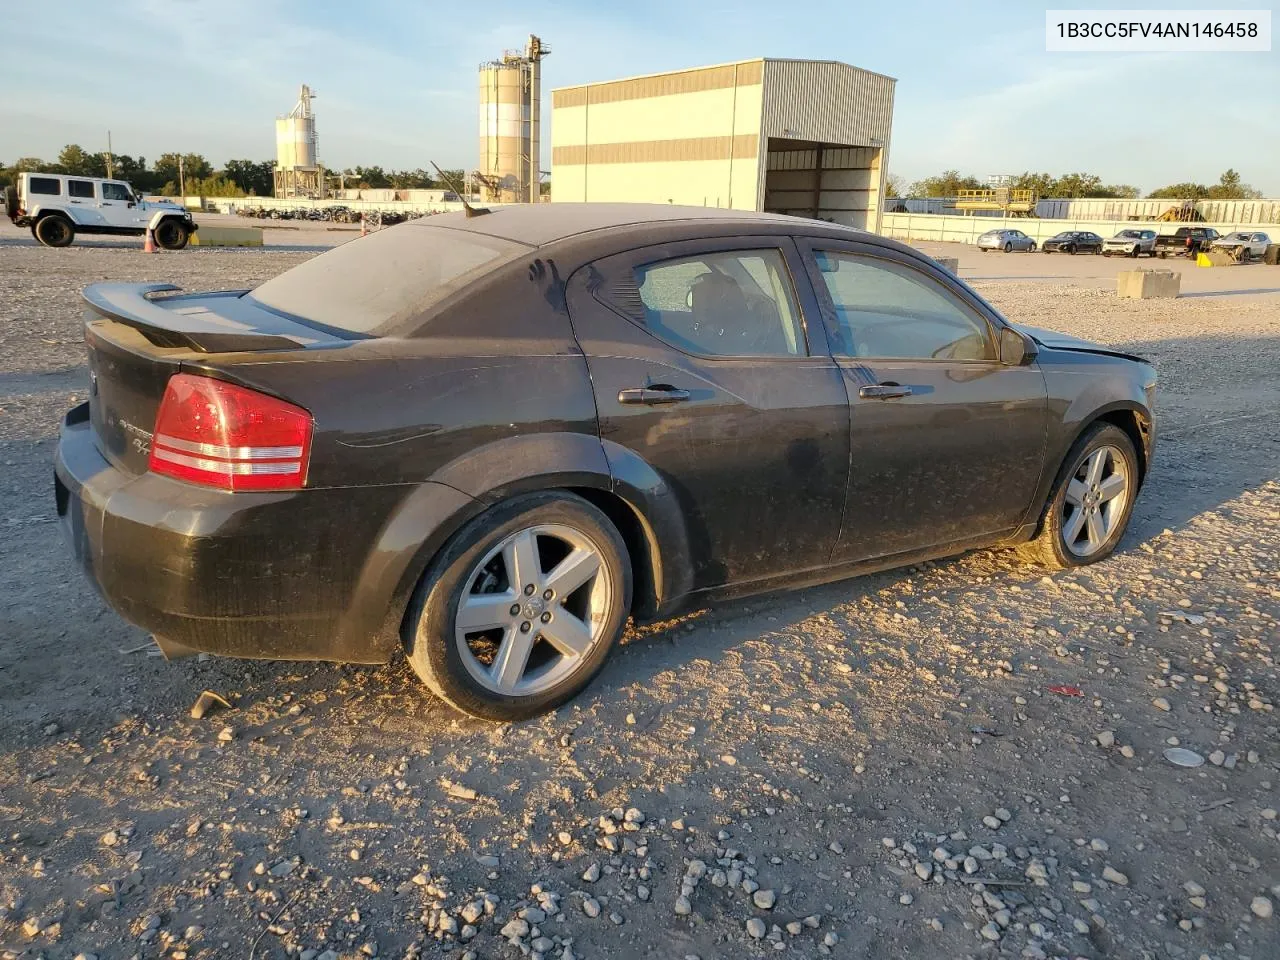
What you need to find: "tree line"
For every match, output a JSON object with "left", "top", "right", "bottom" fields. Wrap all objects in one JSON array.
[
  {"left": 1, "top": 144, "right": 465, "bottom": 197},
  {"left": 890, "top": 168, "right": 1263, "bottom": 201}
]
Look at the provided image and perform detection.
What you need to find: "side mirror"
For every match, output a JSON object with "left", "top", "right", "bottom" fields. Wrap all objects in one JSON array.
[{"left": 999, "top": 327, "right": 1037, "bottom": 366}]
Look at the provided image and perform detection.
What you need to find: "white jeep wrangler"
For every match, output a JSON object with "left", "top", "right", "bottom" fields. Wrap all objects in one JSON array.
[{"left": 4, "top": 172, "right": 197, "bottom": 249}]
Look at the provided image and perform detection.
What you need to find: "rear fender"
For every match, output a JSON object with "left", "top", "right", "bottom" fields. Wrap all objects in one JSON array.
[
  {"left": 352, "top": 431, "right": 696, "bottom": 657},
  {"left": 33, "top": 204, "right": 82, "bottom": 226}
]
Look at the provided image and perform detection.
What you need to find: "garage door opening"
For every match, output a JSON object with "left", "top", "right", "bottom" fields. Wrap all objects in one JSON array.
[{"left": 763, "top": 138, "right": 884, "bottom": 230}]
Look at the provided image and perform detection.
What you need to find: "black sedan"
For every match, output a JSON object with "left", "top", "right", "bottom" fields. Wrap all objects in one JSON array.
[
  {"left": 56, "top": 204, "right": 1155, "bottom": 720},
  {"left": 1042, "top": 230, "right": 1105, "bottom": 255}
]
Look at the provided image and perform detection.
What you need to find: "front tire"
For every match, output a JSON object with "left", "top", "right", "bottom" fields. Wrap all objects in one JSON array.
[
  {"left": 1003, "top": 242, "right": 1013, "bottom": 253},
  {"left": 405, "top": 492, "right": 632, "bottom": 721},
  {"left": 34, "top": 215, "right": 75, "bottom": 248},
  {"left": 1066, "top": 244, "right": 1077, "bottom": 255},
  {"left": 1018, "top": 423, "right": 1139, "bottom": 569},
  {"left": 154, "top": 219, "right": 190, "bottom": 250}
]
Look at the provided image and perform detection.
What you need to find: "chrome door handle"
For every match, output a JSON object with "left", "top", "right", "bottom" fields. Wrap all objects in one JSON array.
[
  {"left": 859, "top": 383, "right": 912, "bottom": 400},
  {"left": 618, "top": 386, "right": 691, "bottom": 405}
]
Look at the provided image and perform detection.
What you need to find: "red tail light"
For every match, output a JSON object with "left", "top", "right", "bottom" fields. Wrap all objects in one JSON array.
[{"left": 149, "top": 374, "right": 312, "bottom": 491}]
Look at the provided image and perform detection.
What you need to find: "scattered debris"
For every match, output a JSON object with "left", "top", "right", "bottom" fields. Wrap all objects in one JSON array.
[{"left": 190, "top": 690, "right": 233, "bottom": 720}]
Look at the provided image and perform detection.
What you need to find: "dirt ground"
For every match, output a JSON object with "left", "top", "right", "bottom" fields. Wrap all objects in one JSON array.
[{"left": 1, "top": 223, "right": 1277, "bottom": 960}]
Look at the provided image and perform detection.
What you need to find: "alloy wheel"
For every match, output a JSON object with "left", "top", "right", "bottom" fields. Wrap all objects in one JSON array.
[
  {"left": 1061, "top": 445, "right": 1129, "bottom": 557},
  {"left": 454, "top": 524, "right": 612, "bottom": 696}
]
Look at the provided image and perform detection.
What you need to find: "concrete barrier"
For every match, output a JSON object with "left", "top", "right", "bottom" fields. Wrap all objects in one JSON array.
[
  {"left": 1117, "top": 269, "right": 1180, "bottom": 299},
  {"left": 189, "top": 225, "right": 264, "bottom": 247}
]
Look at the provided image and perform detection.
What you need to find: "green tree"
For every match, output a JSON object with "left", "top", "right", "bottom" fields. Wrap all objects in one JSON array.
[
  {"left": 1049, "top": 172, "right": 1104, "bottom": 198},
  {"left": 153, "top": 153, "right": 213, "bottom": 190},
  {"left": 347, "top": 165, "right": 390, "bottom": 188},
  {"left": 185, "top": 175, "right": 246, "bottom": 198},
  {"left": 223, "top": 159, "right": 275, "bottom": 196},
  {"left": 56, "top": 144, "right": 107, "bottom": 177},
  {"left": 1009, "top": 172, "right": 1056, "bottom": 197},
  {"left": 1206, "top": 168, "right": 1262, "bottom": 200},
  {"left": 1147, "top": 181, "right": 1209, "bottom": 199},
  {"left": 907, "top": 169, "right": 984, "bottom": 198}
]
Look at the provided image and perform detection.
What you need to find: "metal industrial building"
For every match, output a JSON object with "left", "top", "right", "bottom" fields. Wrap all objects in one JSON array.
[{"left": 551, "top": 58, "right": 895, "bottom": 231}]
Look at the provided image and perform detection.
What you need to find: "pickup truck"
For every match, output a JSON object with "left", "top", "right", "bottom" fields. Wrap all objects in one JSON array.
[{"left": 1154, "top": 227, "right": 1220, "bottom": 258}]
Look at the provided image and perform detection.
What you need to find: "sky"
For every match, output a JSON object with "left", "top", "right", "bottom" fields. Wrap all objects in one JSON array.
[{"left": 1, "top": 0, "right": 1276, "bottom": 195}]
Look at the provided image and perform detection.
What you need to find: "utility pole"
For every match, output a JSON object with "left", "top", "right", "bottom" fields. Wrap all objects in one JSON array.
[
  {"left": 178, "top": 156, "right": 186, "bottom": 198},
  {"left": 105, "top": 130, "right": 115, "bottom": 179}
]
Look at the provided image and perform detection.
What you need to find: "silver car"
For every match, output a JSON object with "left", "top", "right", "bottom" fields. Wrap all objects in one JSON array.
[
  {"left": 1211, "top": 231, "right": 1271, "bottom": 262},
  {"left": 1103, "top": 229, "right": 1157, "bottom": 258},
  {"left": 977, "top": 228, "right": 1037, "bottom": 252}
]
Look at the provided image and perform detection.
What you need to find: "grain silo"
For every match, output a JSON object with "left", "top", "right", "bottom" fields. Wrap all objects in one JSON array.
[
  {"left": 274, "top": 85, "right": 323, "bottom": 199},
  {"left": 478, "top": 36, "right": 549, "bottom": 203}
]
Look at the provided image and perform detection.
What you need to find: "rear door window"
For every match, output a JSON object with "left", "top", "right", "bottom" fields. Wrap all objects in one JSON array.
[
  {"left": 29, "top": 177, "right": 61, "bottom": 195},
  {"left": 633, "top": 249, "right": 806, "bottom": 357},
  {"left": 68, "top": 180, "right": 96, "bottom": 199}
]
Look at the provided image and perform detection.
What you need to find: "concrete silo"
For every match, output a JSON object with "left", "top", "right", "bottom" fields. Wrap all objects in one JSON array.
[
  {"left": 478, "top": 36, "right": 549, "bottom": 203},
  {"left": 274, "top": 85, "right": 324, "bottom": 199}
]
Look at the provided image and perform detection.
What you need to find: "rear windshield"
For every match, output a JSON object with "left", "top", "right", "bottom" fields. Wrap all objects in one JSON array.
[{"left": 247, "top": 223, "right": 528, "bottom": 334}]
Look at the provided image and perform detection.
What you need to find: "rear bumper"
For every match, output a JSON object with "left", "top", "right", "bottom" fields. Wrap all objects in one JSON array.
[{"left": 55, "top": 403, "right": 464, "bottom": 663}]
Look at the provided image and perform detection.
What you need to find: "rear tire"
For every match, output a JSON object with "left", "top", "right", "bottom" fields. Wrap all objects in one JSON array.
[
  {"left": 1028, "top": 242, "right": 1037, "bottom": 253},
  {"left": 154, "top": 219, "right": 190, "bottom": 250},
  {"left": 34, "top": 214, "right": 75, "bottom": 248},
  {"left": 3, "top": 186, "right": 17, "bottom": 220},
  {"left": 1017, "top": 423, "right": 1139, "bottom": 570},
  {"left": 404, "top": 491, "right": 632, "bottom": 721}
]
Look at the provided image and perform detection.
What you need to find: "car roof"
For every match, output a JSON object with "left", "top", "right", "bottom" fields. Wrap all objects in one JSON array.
[{"left": 405, "top": 203, "right": 839, "bottom": 248}]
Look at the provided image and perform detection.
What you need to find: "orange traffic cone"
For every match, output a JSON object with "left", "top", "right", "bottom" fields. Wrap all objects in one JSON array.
[
  {"left": 143, "top": 228, "right": 157, "bottom": 254},
  {"left": 360, "top": 215, "right": 367, "bottom": 237}
]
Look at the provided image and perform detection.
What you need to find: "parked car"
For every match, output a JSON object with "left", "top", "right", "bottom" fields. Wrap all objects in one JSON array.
[
  {"left": 977, "top": 228, "right": 1037, "bottom": 253},
  {"left": 1154, "top": 226, "right": 1220, "bottom": 258},
  {"left": 1103, "top": 229, "right": 1157, "bottom": 258},
  {"left": 1042, "top": 231, "right": 1104, "bottom": 255},
  {"left": 1210, "top": 231, "right": 1272, "bottom": 262},
  {"left": 55, "top": 205, "right": 1156, "bottom": 720},
  {"left": 4, "top": 172, "right": 196, "bottom": 248}
]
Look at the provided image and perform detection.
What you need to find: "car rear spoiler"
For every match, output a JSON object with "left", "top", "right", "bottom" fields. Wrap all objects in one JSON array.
[{"left": 82, "top": 283, "right": 347, "bottom": 354}]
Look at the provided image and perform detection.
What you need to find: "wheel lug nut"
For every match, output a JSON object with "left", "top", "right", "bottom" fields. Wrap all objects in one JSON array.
[
  {"left": 543, "top": 589, "right": 553, "bottom": 600},
  {"left": 509, "top": 604, "right": 521, "bottom": 616},
  {"left": 540, "top": 612, "right": 552, "bottom": 623},
  {"left": 519, "top": 621, "right": 532, "bottom": 633},
  {"left": 524, "top": 584, "right": 536, "bottom": 596}
]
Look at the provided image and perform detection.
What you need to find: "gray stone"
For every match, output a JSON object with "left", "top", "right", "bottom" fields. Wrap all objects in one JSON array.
[
  {"left": 746, "top": 918, "right": 767, "bottom": 939},
  {"left": 753, "top": 889, "right": 777, "bottom": 910}
]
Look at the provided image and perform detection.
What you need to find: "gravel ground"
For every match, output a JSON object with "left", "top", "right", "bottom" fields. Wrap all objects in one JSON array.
[{"left": 1, "top": 233, "right": 1277, "bottom": 960}]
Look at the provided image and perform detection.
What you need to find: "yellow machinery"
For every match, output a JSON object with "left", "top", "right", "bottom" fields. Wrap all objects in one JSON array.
[{"left": 954, "top": 188, "right": 1037, "bottom": 216}]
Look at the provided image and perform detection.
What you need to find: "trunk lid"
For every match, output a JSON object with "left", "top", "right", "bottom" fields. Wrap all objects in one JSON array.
[{"left": 82, "top": 283, "right": 351, "bottom": 475}]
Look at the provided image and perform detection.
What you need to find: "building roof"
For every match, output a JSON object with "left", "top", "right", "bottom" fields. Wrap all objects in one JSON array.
[
  {"left": 551, "top": 57, "right": 896, "bottom": 93},
  {"left": 409, "top": 203, "right": 809, "bottom": 247}
]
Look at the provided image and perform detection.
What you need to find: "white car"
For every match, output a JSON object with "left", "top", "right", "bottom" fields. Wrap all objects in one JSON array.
[
  {"left": 1210, "top": 231, "right": 1271, "bottom": 262},
  {"left": 1102, "top": 229, "right": 1157, "bottom": 258},
  {"left": 5, "top": 172, "right": 196, "bottom": 249}
]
